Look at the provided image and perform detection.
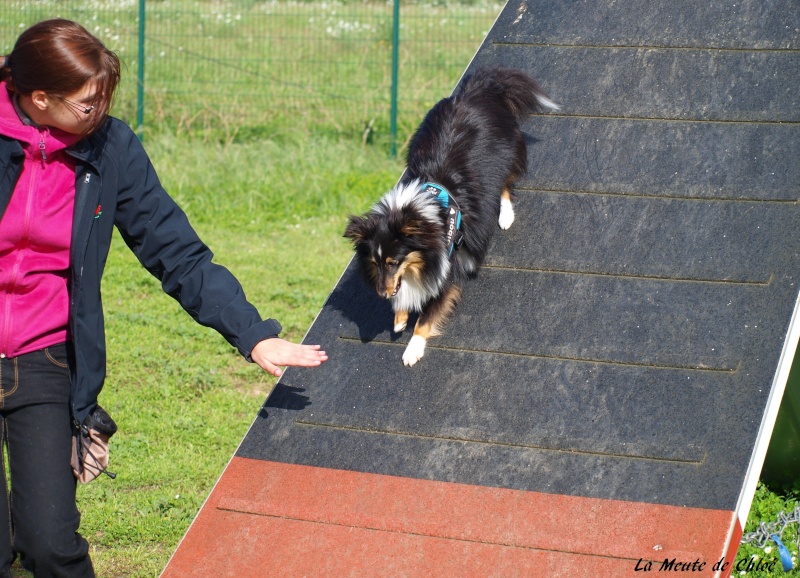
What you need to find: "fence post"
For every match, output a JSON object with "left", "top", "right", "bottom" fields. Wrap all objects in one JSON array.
[
  {"left": 390, "top": 0, "right": 400, "bottom": 158},
  {"left": 136, "top": 0, "right": 145, "bottom": 139}
]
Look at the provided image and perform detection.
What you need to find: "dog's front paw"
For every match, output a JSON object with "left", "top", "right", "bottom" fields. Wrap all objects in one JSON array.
[
  {"left": 402, "top": 335, "right": 427, "bottom": 367},
  {"left": 498, "top": 198, "right": 515, "bottom": 230}
]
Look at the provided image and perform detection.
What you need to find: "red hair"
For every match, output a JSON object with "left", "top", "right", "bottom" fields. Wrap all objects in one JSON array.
[{"left": 1, "top": 18, "right": 121, "bottom": 136}]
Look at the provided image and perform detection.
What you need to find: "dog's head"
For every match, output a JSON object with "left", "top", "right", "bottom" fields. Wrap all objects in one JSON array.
[
  {"left": 344, "top": 210, "right": 428, "bottom": 300},
  {"left": 344, "top": 181, "right": 447, "bottom": 300}
]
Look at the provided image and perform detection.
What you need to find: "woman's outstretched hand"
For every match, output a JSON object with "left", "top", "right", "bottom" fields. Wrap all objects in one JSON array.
[{"left": 250, "top": 338, "right": 328, "bottom": 377}]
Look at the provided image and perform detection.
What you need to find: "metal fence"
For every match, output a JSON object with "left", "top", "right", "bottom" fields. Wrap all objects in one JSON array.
[{"left": 1, "top": 0, "right": 503, "bottom": 150}]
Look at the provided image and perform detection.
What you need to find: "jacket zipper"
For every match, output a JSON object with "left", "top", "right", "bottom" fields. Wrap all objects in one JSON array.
[
  {"left": 0, "top": 128, "right": 47, "bottom": 357},
  {"left": 68, "top": 161, "right": 99, "bottom": 422},
  {"left": 39, "top": 134, "right": 47, "bottom": 163}
]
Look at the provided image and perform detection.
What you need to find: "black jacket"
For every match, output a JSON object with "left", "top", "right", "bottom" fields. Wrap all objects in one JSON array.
[{"left": 0, "top": 117, "right": 281, "bottom": 423}]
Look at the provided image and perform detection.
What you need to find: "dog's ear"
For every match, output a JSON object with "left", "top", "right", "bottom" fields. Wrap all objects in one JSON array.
[
  {"left": 344, "top": 215, "right": 368, "bottom": 243},
  {"left": 397, "top": 206, "right": 425, "bottom": 237},
  {"left": 399, "top": 217, "right": 424, "bottom": 237}
]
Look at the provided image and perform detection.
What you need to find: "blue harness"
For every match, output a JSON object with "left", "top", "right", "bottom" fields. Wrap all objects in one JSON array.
[{"left": 419, "top": 182, "right": 463, "bottom": 257}]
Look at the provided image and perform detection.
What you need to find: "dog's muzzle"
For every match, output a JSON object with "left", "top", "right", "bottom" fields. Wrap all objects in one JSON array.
[{"left": 383, "top": 277, "right": 401, "bottom": 298}]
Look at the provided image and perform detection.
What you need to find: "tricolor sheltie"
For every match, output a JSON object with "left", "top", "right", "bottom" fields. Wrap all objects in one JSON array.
[{"left": 344, "top": 68, "right": 558, "bottom": 366}]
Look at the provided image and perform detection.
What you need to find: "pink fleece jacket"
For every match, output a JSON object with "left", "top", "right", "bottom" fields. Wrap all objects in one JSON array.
[{"left": 0, "top": 84, "right": 80, "bottom": 358}]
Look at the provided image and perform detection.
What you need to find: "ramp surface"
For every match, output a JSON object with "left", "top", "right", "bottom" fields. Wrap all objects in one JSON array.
[{"left": 163, "top": 1, "right": 800, "bottom": 576}]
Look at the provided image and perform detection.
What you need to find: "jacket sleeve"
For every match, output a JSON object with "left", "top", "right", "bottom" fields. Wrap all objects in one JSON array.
[{"left": 110, "top": 125, "right": 281, "bottom": 360}]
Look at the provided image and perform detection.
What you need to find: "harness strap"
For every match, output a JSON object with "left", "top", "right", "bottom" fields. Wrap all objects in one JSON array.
[{"left": 419, "top": 182, "right": 463, "bottom": 257}]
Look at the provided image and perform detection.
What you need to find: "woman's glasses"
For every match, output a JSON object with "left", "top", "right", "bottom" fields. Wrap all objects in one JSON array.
[{"left": 59, "top": 97, "right": 96, "bottom": 115}]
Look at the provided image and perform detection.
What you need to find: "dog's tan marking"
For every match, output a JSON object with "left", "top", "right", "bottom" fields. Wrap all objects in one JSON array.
[
  {"left": 400, "top": 220, "right": 424, "bottom": 237},
  {"left": 402, "top": 285, "right": 462, "bottom": 366},
  {"left": 399, "top": 252, "right": 425, "bottom": 281},
  {"left": 394, "top": 310, "right": 409, "bottom": 333},
  {"left": 422, "top": 284, "right": 462, "bottom": 338},
  {"left": 382, "top": 276, "right": 398, "bottom": 298},
  {"left": 383, "top": 252, "right": 425, "bottom": 298}
]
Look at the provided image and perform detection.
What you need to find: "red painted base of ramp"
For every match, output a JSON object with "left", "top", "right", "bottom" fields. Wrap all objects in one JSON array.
[{"left": 162, "top": 457, "right": 742, "bottom": 577}]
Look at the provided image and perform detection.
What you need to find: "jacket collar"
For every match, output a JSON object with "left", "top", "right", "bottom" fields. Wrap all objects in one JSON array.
[
  {"left": 66, "top": 126, "right": 105, "bottom": 165},
  {"left": 0, "top": 82, "right": 80, "bottom": 156}
]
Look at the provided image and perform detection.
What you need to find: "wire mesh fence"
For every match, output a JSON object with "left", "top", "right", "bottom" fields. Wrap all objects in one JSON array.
[{"left": 1, "top": 0, "right": 503, "bottom": 148}]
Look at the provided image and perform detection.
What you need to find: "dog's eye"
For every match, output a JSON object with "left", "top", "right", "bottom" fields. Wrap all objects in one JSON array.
[{"left": 386, "top": 258, "right": 400, "bottom": 268}]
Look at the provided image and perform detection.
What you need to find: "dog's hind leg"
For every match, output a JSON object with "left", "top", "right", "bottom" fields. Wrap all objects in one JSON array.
[
  {"left": 402, "top": 284, "right": 462, "bottom": 367},
  {"left": 498, "top": 187, "right": 515, "bottom": 230}
]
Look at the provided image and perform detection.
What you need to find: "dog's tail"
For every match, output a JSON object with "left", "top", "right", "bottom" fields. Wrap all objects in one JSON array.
[{"left": 459, "top": 67, "right": 559, "bottom": 120}]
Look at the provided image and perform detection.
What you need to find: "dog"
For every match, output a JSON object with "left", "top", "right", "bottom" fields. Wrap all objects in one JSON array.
[{"left": 344, "top": 67, "right": 558, "bottom": 366}]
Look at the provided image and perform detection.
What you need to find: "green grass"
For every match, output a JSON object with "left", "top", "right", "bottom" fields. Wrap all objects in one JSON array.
[
  {"left": 136, "top": 0, "right": 502, "bottom": 144},
  {"left": 733, "top": 482, "right": 800, "bottom": 577},
  {"left": 1, "top": 0, "right": 504, "bottom": 145}
]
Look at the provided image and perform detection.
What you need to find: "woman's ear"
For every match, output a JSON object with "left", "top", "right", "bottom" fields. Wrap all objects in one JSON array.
[{"left": 30, "top": 89, "right": 51, "bottom": 112}]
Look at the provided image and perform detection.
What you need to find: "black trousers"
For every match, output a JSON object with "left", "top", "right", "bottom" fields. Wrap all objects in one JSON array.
[{"left": 0, "top": 344, "right": 94, "bottom": 578}]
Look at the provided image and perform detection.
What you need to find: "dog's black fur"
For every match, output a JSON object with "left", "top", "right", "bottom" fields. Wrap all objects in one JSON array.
[{"left": 345, "top": 67, "right": 557, "bottom": 366}]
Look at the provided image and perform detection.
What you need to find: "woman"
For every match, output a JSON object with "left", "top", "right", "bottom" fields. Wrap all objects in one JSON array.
[{"left": 0, "top": 18, "right": 327, "bottom": 576}]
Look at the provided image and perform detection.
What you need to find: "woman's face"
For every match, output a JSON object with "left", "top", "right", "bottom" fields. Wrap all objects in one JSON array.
[{"left": 40, "top": 81, "right": 100, "bottom": 134}]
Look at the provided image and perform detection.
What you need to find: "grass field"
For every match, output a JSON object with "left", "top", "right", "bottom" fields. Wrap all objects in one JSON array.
[{"left": 2, "top": 0, "right": 505, "bottom": 146}]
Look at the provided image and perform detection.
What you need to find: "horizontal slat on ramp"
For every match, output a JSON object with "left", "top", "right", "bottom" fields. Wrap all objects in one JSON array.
[
  {"left": 162, "top": 458, "right": 740, "bottom": 578},
  {"left": 517, "top": 117, "right": 799, "bottom": 200},
  {"left": 488, "top": 191, "right": 797, "bottom": 283},
  {"left": 486, "top": 0, "right": 799, "bottom": 49},
  {"left": 477, "top": 45, "right": 800, "bottom": 122}
]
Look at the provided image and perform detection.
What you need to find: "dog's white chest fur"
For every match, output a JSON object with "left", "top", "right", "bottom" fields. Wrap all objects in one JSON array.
[{"left": 390, "top": 277, "right": 431, "bottom": 314}]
